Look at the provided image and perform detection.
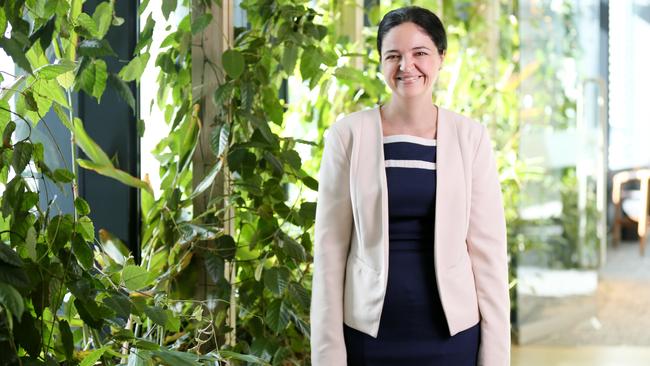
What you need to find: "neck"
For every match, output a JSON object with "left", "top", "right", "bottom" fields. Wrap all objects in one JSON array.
[{"left": 382, "top": 94, "right": 437, "bottom": 128}]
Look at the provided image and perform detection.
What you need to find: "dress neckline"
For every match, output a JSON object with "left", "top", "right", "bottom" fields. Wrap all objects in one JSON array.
[{"left": 382, "top": 134, "right": 437, "bottom": 146}]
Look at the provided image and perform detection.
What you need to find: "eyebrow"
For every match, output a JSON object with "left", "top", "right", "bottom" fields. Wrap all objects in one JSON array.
[{"left": 384, "top": 46, "right": 432, "bottom": 54}]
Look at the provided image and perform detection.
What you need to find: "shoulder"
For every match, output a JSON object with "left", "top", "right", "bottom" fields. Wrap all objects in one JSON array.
[
  {"left": 330, "top": 107, "right": 377, "bottom": 132},
  {"left": 439, "top": 107, "right": 488, "bottom": 151},
  {"left": 326, "top": 106, "right": 379, "bottom": 142}
]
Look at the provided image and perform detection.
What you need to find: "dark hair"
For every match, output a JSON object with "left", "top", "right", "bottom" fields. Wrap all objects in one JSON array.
[{"left": 377, "top": 6, "right": 447, "bottom": 56}]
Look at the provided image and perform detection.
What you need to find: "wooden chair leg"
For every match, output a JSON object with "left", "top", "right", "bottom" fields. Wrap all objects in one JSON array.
[
  {"left": 613, "top": 202, "right": 622, "bottom": 248},
  {"left": 612, "top": 177, "right": 623, "bottom": 249},
  {"left": 638, "top": 178, "right": 649, "bottom": 256}
]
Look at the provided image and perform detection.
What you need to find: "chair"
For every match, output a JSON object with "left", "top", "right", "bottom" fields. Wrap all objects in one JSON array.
[{"left": 612, "top": 169, "right": 650, "bottom": 255}]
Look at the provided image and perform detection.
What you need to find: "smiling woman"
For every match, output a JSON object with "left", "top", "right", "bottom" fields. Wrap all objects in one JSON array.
[{"left": 310, "top": 6, "right": 511, "bottom": 366}]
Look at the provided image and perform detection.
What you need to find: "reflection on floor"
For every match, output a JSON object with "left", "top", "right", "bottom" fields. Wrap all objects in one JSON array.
[
  {"left": 530, "top": 241, "right": 650, "bottom": 345},
  {"left": 512, "top": 345, "right": 650, "bottom": 366},
  {"left": 512, "top": 241, "right": 650, "bottom": 364}
]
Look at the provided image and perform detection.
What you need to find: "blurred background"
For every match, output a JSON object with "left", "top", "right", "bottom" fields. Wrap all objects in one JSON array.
[{"left": 2, "top": 0, "right": 650, "bottom": 365}]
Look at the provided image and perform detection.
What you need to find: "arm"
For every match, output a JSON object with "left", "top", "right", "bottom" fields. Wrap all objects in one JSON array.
[
  {"left": 466, "top": 125, "right": 510, "bottom": 366},
  {"left": 310, "top": 124, "right": 353, "bottom": 366}
]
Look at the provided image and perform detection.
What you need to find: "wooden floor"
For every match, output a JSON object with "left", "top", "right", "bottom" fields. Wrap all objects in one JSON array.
[{"left": 512, "top": 345, "right": 650, "bottom": 366}]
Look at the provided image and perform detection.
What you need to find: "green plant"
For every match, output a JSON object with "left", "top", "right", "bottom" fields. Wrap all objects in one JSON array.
[{"left": 0, "top": 0, "right": 262, "bottom": 365}]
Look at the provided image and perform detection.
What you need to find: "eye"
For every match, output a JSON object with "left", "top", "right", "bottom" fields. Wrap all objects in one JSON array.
[
  {"left": 385, "top": 54, "right": 398, "bottom": 60},
  {"left": 415, "top": 51, "right": 428, "bottom": 56}
]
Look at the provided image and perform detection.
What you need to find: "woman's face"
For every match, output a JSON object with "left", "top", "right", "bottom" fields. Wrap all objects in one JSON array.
[{"left": 380, "top": 22, "right": 445, "bottom": 100}]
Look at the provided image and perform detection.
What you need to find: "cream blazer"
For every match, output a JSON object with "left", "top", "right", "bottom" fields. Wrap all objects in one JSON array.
[{"left": 310, "top": 106, "right": 510, "bottom": 366}]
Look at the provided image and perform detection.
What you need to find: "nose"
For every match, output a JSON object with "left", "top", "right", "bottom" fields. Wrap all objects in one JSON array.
[{"left": 399, "top": 55, "right": 414, "bottom": 72}]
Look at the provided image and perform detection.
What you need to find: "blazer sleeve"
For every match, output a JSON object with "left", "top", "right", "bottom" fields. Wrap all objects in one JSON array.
[
  {"left": 310, "top": 124, "right": 353, "bottom": 365},
  {"left": 466, "top": 125, "right": 511, "bottom": 366}
]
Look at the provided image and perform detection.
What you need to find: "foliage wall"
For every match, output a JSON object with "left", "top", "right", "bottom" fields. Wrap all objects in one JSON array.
[
  {"left": 0, "top": 0, "right": 262, "bottom": 365},
  {"left": 0, "top": 0, "right": 556, "bottom": 365}
]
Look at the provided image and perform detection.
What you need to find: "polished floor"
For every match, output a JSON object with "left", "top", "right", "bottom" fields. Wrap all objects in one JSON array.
[
  {"left": 512, "top": 345, "right": 650, "bottom": 366},
  {"left": 512, "top": 241, "right": 650, "bottom": 365}
]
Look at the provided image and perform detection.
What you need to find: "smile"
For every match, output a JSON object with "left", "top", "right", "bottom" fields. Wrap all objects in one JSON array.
[{"left": 396, "top": 75, "right": 424, "bottom": 82}]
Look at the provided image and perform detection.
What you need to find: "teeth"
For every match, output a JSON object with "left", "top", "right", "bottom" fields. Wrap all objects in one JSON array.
[{"left": 398, "top": 76, "right": 421, "bottom": 81}]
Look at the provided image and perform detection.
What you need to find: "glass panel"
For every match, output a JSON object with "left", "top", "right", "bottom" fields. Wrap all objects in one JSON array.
[{"left": 516, "top": 0, "right": 606, "bottom": 344}]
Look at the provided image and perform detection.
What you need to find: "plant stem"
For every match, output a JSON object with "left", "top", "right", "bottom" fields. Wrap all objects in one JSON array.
[{"left": 67, "top": 89, "right": 79, "bottom": 220}]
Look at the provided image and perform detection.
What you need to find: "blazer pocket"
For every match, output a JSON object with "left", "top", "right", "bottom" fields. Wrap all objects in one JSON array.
[
  {"left": 445, "top": 252, "right": 479, "bottom": 310},
  {"left": 343, "top": 255, "right": 382, "bottom": 329}
]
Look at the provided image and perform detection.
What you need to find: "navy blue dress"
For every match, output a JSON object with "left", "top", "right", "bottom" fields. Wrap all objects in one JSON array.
[{"left": 343, "top": 135, "right": 480, "bottom": 365}]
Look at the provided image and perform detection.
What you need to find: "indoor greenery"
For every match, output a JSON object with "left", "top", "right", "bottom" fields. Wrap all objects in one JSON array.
[
  {"left": 0, "top": 0, "right": 263, "bottom": 365},
  {"left": 0, "top": 0, "right": 576, "bottom": 365}
]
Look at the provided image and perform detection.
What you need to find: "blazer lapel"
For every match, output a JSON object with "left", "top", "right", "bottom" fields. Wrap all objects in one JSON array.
[{"left": 435, "top": 108, "right": 468, "bottom": 270}]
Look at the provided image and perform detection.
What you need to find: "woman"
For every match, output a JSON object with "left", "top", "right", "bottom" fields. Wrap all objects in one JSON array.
[{"left": 310, "top": 6, "right": 510, "bottom": 366}]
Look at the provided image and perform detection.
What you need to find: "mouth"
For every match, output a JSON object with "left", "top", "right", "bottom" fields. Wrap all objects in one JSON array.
[{"left": 396, "top": 75, "right": 424, "bottom": 82}]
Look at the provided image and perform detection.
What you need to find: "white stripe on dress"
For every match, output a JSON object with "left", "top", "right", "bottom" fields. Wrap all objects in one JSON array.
[
  {"left": 384, "top": 160, "right": 436, "bottom": 170},
  {"left": 382, "top": 134, "right": 437, "bottom": 146}
]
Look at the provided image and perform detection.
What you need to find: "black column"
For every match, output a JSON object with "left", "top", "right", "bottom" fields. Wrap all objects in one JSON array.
[{"left": 78, "top": 0, "right": 141, "bottom": 261}]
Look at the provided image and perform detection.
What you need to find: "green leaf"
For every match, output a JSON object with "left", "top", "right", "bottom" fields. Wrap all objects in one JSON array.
[
  {"left": 3, "top": 121, "right": 15, "bottom": 147},
  {"left": 59, "top": 319, "right": 74, "bottom": 360},
  {"left": 288, "top": 281, "right": 310, "bottom": 310},
  {"left": 263, "top": 152, "right": 283, "bottom": 175},
  {"left": 93, "top": 59, "right": 108, "bottom": 100},
  {"left": 143, "top": 306, "right": 167, "bottom": 327},
  {"left": 93, "top": 2, "right": 113, "bottom": 39},
  {"left": 119, "top": 53, "right": 150, "bottom": 82},
  {"left": 77, "top": 216, "right": 95, "bottom": 242},
  {"left": 71, "top": 117, "right": 112, "bottom": 166},
  {"left": 161, "top": 0, "right": 176, "bottom": 20},
  {"left": 137, "top": 118, "right": 145, "bottom": 138},
  {"left": 102, "top": 292, "right": 132, "bottom": 319},
  {"left": 0, "top": 100, "right": 10, "bottom": 128},
  {"left": 300, "top": 46, "right": 321, "bottom": 81},
  {"left": 281, "top": 150, "right": 302, "bottom": 171},
  {"left": 189, "top": 159, "right": 222, "bottom": 199},
  {"left": 13, "top": 311, "right": 41, "bottom": 357},
  {"left": 213, "top": 82, "right": 233, "bottom": 107},
  {"left": 191, "top": 13, "right": 212, "bottom": 35},
  {"left": 302, "top": 175, "right": 318, "bottom": 191},
  {"left": 0, "top": 37, "right": 33, "bottom": 74},
  {"left": 122, "top": 265, "right": 149, "bottom": 291},
  {"left": 279, "top": 234, "right": 306, "bottom": 262},
  {"left": 47, "top": 214, "right": 74, "bottom": 251},
  {"left": 0, "top": 283, "right": 24, "bottom": 320},
  {"left": 35, "top": 59, "right": 77, "bottom": 80},
  {"left": 11, "top": 141, "right": 32, "bottom": 174},
  {"left": 210, "top": 123, "right": 230, "bottom": 158},
  {"left": 53, "top": 168, "right": 75, "bottom": 183},
  {"left": 78, "top": 39, "right": 117, "bottom": 57},
  {"left": 79, "top": 346, "right": 108, "bottom": 366},
  {"left": 263, "top": 266, "right": 290, "bottom": 296},
  {"left": 24, "top": 91, "right": 38, "bottom": 111},
  {"left": 76, "top": 13, "right": 99, "bottom": 37},
  {"left": 262, "top": 88, "right": 283, "bottom": 125},
  {"left": 219, "top": 350, "right": 270, "bottom": 365},
  {"left": 75, "top": 197, "right": 91, "bottom": 216},
  {"left": 71, "top": 235, "right": 94, "bottom": 270},
  {"left": 133, "top": 339, "right": 159, "bottom": 350},
  {"left": 77, "top": 59, "right": 108, "bottom": 101},
  {"left": 215, "top": 234, "right": 237, "bottom": 260},
  {"left": 108, "top": 73, "right": 136, "bottom": 111},
  {"left": 77, "top": 159, "right": 153, "bottom": 194},
  {"left": 112, "top": 16, "right": 125, "bottom": 26},
  {"left": 282, "top": 42, "right": 299, "bottom": 74},
  {"left": 134, "top": 15, "right": 154, "bottom": 54},
  {"left": 222, "top": 49, "right": 245, "bottom": 79},
  {"left": 128, "top": 348, "right": 151, "bottom": 366},
  {"left": 152, "top": 348, "right": 200, "bottom": 366},
  {"left": 0, "top": 242, "right": 23, "bottom": 268},
  {"left": 30, "top": 16, "right": 56, "bottom": 50},
  {"left": 265, "top": 298, "right": 290, "bottom": 333}
]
